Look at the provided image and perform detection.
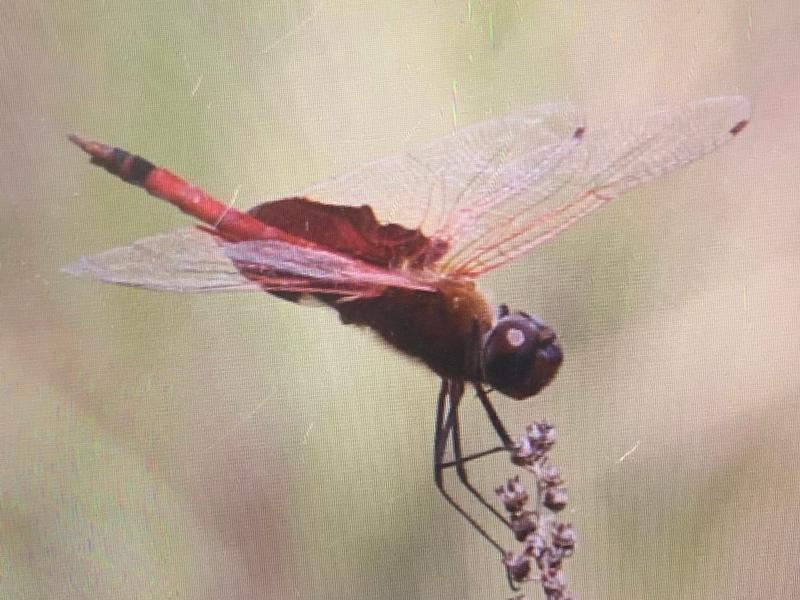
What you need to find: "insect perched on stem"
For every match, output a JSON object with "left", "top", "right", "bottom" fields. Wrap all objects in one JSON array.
[{"left": 65, "top": 96, "right": 749, "bottom": 558}]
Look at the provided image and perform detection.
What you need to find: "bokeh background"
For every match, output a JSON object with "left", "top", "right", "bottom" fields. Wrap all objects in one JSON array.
[{"left": 1, "top": 2, "right": 797, "bottom": 599}]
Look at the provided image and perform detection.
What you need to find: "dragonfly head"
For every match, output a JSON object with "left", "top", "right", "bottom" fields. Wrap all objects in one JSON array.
[{"left": 481, "top": 311, "right": 562, "bottom": 400}]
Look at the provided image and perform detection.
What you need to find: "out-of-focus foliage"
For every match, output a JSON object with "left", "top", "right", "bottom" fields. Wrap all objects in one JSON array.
[{"left": 1, "top": 2, "right": 796, "bottom": 599}]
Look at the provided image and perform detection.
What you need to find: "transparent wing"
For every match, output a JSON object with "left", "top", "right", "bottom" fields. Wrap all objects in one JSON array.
[
  {"left": 300, "top": 103, "right": 584, "bottom": 239},
  {"left": 442, "top": 96, "right": 750, "bottom": 277},
  {"left": 225, "top": 239, "right": 436, "bottom": 293},
  {"left": 64, "top": 227, "right": 436, "bottom": 296},
  {"left": 300, "top": 97, "right": 749, "bottom": 279},
  {"left": 63, "top": 228, "right": 259, "bottom": 292}
]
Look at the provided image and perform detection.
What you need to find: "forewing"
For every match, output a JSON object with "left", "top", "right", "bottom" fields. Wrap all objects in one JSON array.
[
  {"left": 64, "top": 227, "right": 435, "bottom": 296},
  {"left": 437, "top": 96, "right": 751, "bottom": 277},
  {"left": 302, "top": 97, "right": 749, "bottom": 279},
  {"left": 300, "top": 103, "right": 583, "bottom": 236}
]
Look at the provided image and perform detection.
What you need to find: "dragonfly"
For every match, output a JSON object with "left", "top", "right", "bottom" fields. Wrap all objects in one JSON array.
[{"left": 65, "top": 96, "right": 749, "bottom": 553}]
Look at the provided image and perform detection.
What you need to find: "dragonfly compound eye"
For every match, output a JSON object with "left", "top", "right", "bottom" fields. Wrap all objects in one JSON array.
[{"left": 482, "top": 314, "right": 563, "bottom": 400}]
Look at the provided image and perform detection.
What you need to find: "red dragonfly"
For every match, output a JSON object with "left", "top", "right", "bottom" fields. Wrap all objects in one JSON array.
[{"left": 66, "top": 96, "right": 749, "bottom": 552}]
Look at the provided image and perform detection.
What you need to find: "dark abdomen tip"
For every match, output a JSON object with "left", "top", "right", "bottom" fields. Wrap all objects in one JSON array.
[{"left": 69, "top": 134, "right": 155, "bottom": 186}]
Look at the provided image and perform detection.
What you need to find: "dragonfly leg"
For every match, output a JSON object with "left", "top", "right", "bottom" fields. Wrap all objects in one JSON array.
[
  {"left": 475, "top": 384, "right": 513, "bottom": 448},
  {"left": 433, "top": 378, "right": 507, "bottom": 554},
  {"left": 449, "top": 400, "right": 510, "bottom": 527}
]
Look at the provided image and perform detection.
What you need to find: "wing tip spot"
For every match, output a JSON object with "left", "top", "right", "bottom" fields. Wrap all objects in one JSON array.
[{"left": 729, "top": 119, "right": 749, "bottom": 136}]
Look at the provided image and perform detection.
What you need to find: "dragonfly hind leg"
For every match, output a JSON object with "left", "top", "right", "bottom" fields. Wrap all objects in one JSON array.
[{"left": 433, "top": 378, "right": 516, "bottom": 554}]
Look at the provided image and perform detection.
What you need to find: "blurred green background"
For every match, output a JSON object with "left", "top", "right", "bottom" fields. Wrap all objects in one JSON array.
[{"left": 1, "top": 2, "right": 797, "bottom": 599}]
